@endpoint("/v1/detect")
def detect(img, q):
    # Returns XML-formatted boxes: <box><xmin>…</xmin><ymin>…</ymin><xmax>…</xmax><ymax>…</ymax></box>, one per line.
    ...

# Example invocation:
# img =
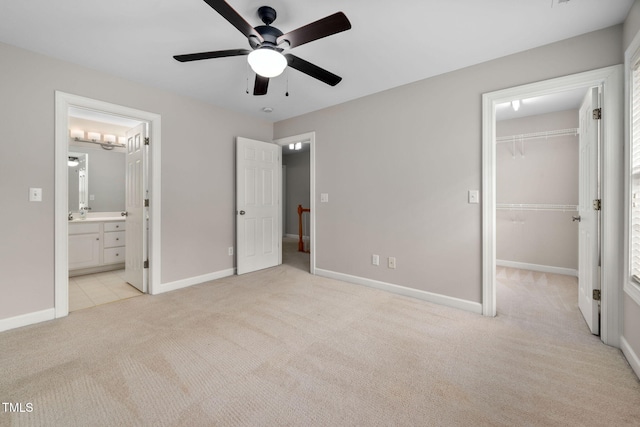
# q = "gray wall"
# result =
<box><xmin>274</xmin><ymin>26</ymin><xmax>623</xmax><ymax>303</ymax></box>
<box><xmin>283</xmin><ymin>151</ymin><xmax>311</xmax><ymax>236</ymax></box>
<box><xmin>496</xmin><ymin>110</ymin><xmax>579</xmax><ymax>270</ymax></box>
<box><xmin>623</xmin><ymin>0</ymin><xmax>640</xmax><ymax>375</ymax></box>
<box><xmin>0</xmin><ymin>41</ymin><xmax>272</xmax><ymax>320</ymax></box>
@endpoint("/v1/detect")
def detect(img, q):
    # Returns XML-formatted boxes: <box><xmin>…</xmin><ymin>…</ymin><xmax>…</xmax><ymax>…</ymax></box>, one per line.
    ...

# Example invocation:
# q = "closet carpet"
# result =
<box><xmin>1</xmin><ymin>260</ymin><xmax>639</xmax><ymax>426</ymax></box>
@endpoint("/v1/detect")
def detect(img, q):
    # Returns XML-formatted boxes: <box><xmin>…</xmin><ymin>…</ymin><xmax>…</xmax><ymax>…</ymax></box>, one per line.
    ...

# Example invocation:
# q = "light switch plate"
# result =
<box><xmin>29</xmin><ymin>188</ymin><xmax>42</xmax><ymax>202</ymax></box>
<box><xmin>468</xmin><ymin>190</ymin><xmax>479</xmax><ymax>204</ymax></box>
<box><xmin>320</xmin><ymin>193</ymin><xmax>329</xmax><ymax>203</ymax></box>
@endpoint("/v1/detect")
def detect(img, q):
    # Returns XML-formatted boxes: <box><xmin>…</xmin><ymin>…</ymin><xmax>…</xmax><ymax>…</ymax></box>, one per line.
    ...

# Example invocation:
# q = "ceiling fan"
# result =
<box><xmin>173</xmin><ymin>0</ymin><xmax>352</xmax><ymax>96</ymax></box>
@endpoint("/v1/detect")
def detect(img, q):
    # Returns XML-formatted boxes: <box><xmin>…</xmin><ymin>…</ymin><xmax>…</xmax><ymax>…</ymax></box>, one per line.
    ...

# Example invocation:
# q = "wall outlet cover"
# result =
<box><xmin>29</xmin><ymin>187</ymin><xmax>42</xmax><ymax>202</ymax></box>
<box><xmin>388</xmin><ymin>257</ymin><xmax>396</xmax><ymax>269</ymax></box>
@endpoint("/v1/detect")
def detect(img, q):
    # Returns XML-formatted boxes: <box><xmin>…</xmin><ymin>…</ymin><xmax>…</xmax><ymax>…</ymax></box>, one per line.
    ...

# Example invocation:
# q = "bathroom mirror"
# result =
<box><xmin>68</xmin><ymin>147</ymin><xmax>126</xmax><ymax>213</ymax></box>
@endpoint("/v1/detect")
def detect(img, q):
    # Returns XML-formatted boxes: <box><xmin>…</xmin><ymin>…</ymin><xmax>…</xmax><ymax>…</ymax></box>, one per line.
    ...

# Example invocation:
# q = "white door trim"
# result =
<box><xmin>273</xmin><ymin>132</ymin><xmax>316</xmax><ymax>274</ymax></box>
<box><xmin>54</xmin><ymin>91</ymin><xmax>162</xmax><ymax>318</ymax></box>
<box><xmin>481</xmin><ymin>65</ymin><xmax>623</xmax><ymax>347</ymax></box>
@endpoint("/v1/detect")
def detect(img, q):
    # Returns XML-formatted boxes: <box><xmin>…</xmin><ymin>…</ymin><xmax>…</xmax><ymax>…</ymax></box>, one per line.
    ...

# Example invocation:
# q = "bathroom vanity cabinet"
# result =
<box><xmin>69</xmin><ymin>220</ymin><xmax>126</xmax><ymax>276</ymax></box>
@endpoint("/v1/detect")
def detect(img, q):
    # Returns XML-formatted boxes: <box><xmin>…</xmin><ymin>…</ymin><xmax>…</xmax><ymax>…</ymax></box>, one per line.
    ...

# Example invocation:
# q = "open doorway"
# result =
<box><xmin>494</xmin><ymin>87</ymin><xmax>589</xmax><ymax>330</ymax></box>
<box><xmin>274</xmin><ymin>132</ymin><xmax>316</xmax><ymax>274</ymax></box>
<box><xmin>482</xmin><ymin>66</ymin><xmax>623</xmax><ymax>347</ymax></box>
<box><xmin>66</xmin><ymin>108</ymin><xmax>145</xmax><ymax>311</ymax></box>
<box><xmin>54</xmin><ymin>92</ymin><xmax>162</xmax><ymax>319</ymax></box>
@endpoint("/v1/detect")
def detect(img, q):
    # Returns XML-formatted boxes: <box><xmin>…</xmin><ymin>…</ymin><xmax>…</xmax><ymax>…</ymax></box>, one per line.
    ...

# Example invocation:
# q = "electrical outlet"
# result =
<box><xmin>228</xmin><ymin>247</ymin><xmax>234</xmax><ymax>256</ymax></box>
<box><xmin>388</xmin><ymin>257</ymin><xmax>396</xmax><ymax>269</ymax></box>
<box><xmin>372</xmin><ymin>254</ymin><xmax>379</xmax><ymax>266</ymax></box>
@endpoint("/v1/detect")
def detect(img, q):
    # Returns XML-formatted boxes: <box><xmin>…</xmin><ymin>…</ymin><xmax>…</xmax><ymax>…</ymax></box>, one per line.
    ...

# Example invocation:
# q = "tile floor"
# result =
<box><xmin>69</xmin><ymin>269</ymin><xmax>142</xmax><ymax>312</ymax></box>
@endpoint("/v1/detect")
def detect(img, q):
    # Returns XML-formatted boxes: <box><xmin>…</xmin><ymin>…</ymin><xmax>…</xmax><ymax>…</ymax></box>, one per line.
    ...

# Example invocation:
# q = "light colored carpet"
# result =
<box><xmin>1</xmin><ymin>258</ymin><xmax>639</xmax><ymax>426</ymax></box>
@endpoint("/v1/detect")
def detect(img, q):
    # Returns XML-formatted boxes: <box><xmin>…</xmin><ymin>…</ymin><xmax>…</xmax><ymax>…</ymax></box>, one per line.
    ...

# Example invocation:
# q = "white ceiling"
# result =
<box><xmin>0</xmin><ymin>0</ymin><xmax>634</xmax><ymax>122</ymax></box>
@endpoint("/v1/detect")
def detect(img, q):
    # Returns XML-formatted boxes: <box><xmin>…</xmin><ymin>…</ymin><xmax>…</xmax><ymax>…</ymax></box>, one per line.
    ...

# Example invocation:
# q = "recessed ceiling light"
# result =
<box><xmin>262</xmin><ymin>107</ymin><xmax>273</xmax><ymax>113</ymax></box>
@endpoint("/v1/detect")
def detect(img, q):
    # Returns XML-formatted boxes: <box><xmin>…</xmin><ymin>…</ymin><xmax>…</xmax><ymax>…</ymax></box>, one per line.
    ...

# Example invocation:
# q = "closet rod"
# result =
<box><xmin>497</xmin><ymin>203</ymin><xmax>578</xmax><ymax>212</ymax></box>
<box><xmin>496</xmin><ymin>128</ymin><xmax>578</xmax><ymax>144</ymax></box>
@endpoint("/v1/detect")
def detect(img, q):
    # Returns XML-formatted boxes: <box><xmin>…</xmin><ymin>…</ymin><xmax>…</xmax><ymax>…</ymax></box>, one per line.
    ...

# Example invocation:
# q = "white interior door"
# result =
<box><xmin>236</xmin><ymin>137</ymin><xmax>281</xmax><ymax>275</ymax></box>
<box><xmin>578</xmin><ymin>87</ymin><xmax>601</xmax><ymax>335</ymax></box>
<box><xmin>124</xmin><ymin>123</ymin><xmax>147</xmax><ymax>292</ymax></box>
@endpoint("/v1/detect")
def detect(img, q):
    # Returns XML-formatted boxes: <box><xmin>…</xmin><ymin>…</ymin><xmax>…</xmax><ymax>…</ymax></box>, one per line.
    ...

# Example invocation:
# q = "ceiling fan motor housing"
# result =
<box><xmin>250</xmin><ymin>25</ymin><xmax>284</xmax><ymax>50</ymax></box>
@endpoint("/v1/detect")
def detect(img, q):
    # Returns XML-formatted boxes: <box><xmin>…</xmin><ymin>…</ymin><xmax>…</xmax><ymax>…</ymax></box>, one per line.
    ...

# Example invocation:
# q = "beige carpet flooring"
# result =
<box><xmin>1</xmin><ymin>252</ymin><xmax>639</xmax><ymax>426</ymax></box>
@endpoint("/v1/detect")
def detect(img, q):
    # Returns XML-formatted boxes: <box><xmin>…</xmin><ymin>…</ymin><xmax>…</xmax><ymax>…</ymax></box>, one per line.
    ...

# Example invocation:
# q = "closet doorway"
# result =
<box><xmin>274</xmin><ymin>132</ymin><xmax>316</xmax><ymax>274</ymax></box>
<box><xmin>54</xmin><ymin>92</ymin><xmax>162</xmax><ymax>319</ymax></box>
<box><xmin>494</xmin><ymin>87</ymin><xmax>592</xmax><ymax>331</ymax></box>
<box><xmin>482</xmin><ymin>66</ymin><xmax>624</xmax><ymax>347</ymax></box>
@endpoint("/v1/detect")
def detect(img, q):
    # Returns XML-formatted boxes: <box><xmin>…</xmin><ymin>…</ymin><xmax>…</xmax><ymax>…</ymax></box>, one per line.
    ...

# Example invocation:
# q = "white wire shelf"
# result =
<box><xmin>496</xmin><ymin>128</ymin><xmax>579</xmax><ymax>143</ymax></box>
<box><xmin>497</xmin><ymin>203</ymin><xmax>578</xmax><ymax>212</ymax></box>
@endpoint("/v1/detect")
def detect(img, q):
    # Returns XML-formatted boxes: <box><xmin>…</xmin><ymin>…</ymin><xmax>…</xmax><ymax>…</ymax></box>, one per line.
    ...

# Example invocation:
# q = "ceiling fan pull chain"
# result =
<box><xmin>286</xmin><ymin>68</ymin><xmax>289</xmax><ymax>97</ymax></box>
<box><xmin>245</xmin><ymin>61</ymin><xmax>250</xmax><ymax>94</ymax></box>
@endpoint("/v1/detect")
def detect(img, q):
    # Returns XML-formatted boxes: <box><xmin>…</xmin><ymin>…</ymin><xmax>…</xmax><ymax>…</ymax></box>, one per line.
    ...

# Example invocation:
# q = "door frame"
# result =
<box><xmin>54</xmin><ymin>91</ymin><xmax>162</xmax><ymax>318</ymax></box>
<box><xmin>273</xmin><ymin>132</ymin><xmax>316</xmax><ymax>274</ymax></box>
<box><xmin>481</xmin><ymin>65</ymin><xmax>623</xmax><ymax>347</ymax></box>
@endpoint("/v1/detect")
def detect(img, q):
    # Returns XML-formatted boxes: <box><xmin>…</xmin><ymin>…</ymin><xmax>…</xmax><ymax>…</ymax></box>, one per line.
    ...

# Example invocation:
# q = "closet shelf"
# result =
<box><xmin>496</xmin><ymin>128</ymin><xmax>578</xmax><ymax>143</ymax></box>
<box><xmin>497</xmin><ymin>203</ymin><xmax>578</xmax><ymax>212</ymax></box>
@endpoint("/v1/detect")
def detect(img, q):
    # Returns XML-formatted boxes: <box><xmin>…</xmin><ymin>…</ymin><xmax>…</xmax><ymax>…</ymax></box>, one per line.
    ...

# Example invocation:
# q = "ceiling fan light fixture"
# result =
<box><xmin>248</xmin><ymin>48</ymin><xmax>287</xmax><ymax>78</ymax></box>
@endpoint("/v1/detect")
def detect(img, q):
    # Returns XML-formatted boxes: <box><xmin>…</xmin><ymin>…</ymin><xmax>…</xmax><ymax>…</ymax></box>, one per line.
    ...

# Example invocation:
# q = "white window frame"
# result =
<box><xmin>625</xmin><ymin>34</ymin><xmax>640</xmax><ymax>307</ymax></box>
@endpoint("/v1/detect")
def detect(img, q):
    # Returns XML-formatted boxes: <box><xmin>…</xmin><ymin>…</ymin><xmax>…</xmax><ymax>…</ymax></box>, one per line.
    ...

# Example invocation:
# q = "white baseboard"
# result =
<box><xmin>621</xmin><ymin>335</ymin><xmax>640</xmax><ymax>380</ymax></box>
<box><xmin>0</xmin><ymin>308</ymin><xmax>55</xmax><ymax>333</ymax></box>
<box><xmin>496</xmin><ymin>260</ymin><xmax>578</xmax><ymax>277</ymax></box>
<box><xmin>315</xmin><ymin>268</ymin><xmax>483</xmax><ymax>315</ymax></box>
<box><xmin>155</xmin><ymin>268</ymin><xmax>235</xmax><ymax>295</ymax></box>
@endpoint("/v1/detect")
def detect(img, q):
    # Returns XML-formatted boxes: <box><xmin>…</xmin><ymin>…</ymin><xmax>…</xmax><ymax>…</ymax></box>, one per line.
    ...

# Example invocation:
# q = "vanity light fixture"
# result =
<box><xmin>70</xmin><ymin>129</ymin><xmax>84</xmax><ymax>140</ymax></box>
<box><xmin>69</xmin><ymin>129</ymin><xmax>126</xmax><ymax>150</ymax></box>
<box><xmin>511</xmin><ymin>100</ymin><xmax>521</xmax><ymax>111</ymax></box>
<box><xmin>68</xmin><ymin>156</ymin><xmax>79</xmax><ymax>167</ymax></box>
<box><xmin>289</xmin><ymin>142</ymin><xmax>303</xmax><ymax>151</ymax></box>
<box><xmin>87</xmin><ymin>132</ymin><xmax>101</xmax><ymax>142</ymax></box>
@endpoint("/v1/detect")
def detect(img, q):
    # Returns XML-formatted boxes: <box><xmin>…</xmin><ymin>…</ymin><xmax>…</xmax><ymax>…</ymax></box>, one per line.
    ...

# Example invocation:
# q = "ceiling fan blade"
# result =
<box><xmin>285</xmin><ymin>54</ymin><xmax>342</xmax><ymax>86</ymax></box>
<box><xmin>173</xmin><ymin>49</ymin><xmax>250</xmax><ymax>62</ymax></box>
<box><xmin>277</xmin><ymin>12</ymin><xmax>351</xmax><ymax>49</ymax></box>
<box><xmin>202</xmin><ymin>0</ymin><xmax>264</xmax><ymax>42</ymax></box>
<box><xmin>253</xmin><ymin>75</ymin><xmax>269</xmax><ymax>95</ymax></box>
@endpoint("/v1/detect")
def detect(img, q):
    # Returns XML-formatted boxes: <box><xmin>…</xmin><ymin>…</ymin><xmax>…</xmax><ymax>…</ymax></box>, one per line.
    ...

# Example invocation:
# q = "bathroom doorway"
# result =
<box><xmin>54</xmin><ymin>92</ymin><xmax>162</xmax><ymax>319</ymax></box>
<box><xmin>66</xmin><ymin>109</ymin><xmax>145</xmax><ymax>311</ymax></box>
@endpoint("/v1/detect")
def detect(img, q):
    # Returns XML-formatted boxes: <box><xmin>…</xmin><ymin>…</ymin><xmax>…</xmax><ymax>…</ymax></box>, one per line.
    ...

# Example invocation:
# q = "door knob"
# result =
<box><xmin>239</xmin><ymin>210</ymin><xmax>246</xmax><ymax>215</ymax></box>
<box><xmin>572</xmin><ymin>215</ymin><xmax>581</xmax><ymax>222</ymax></box>
<box><xmin>121</xmin><ymin>211</ymin><xmax>128</xmax><ymax>217</ymax></box>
